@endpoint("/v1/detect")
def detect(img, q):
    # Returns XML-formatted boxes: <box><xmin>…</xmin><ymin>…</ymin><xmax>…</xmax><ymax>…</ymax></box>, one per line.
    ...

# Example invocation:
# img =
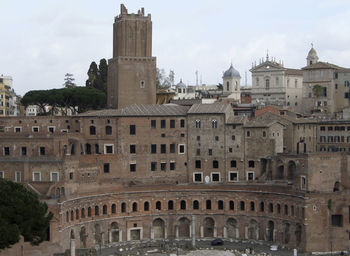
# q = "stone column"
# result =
<box><xmin>151</xmin><ymin>226</ymin><xmax>154</xmax><ymax>239</ymax></box>
<box><xmin>108</xmin><ymin>230</ymin><xmax>111</xmax><ymax>244</ymax></box>
<box><xmin>256</xmin><ymin>228</ymin><xmax>259</xmax><ymax>240</ymax></box>
<box><xmin>70</xmin><ymin>238</ymin><xmax>76</xmax><ymax>256</ymax></box>
<box><xmin>214</xmin><ymin>225</ymin><xmax>217</xmax><ymax>237</ymax></box>
<box><xmin>236</xmin><ymin>227</ymin><xmax>239</xmax><ymax>239</ymax></box>
<box><xmin>101</xmin><ymin>232</ymin><xmax>105</xmax><ymax>246</ymax></box>
<box><xmin>165</xmin><ymin>225</ymin><xmax>168</xmax><ymax>239</ymax></box>
<box><xmin>119</xmin><ymin>230</ymin><xmax>123</xmax><ymax>242</ymax></box>
<box><xmin>245</xmin><ymin>226</ymin><xmax>248</xmax><ymax>239</ymax></box>
<box><xmin>200</xmin><ymin>226</ymin><xmax>204</xmax><ymax>238</ymax></box>
<box><xmin>175</xmin><ymin>225</ymin><xmax>179</xmax><ymax>239</ymax></box>
<box><xmin>223</xmin><ymin>227</ymin><xmax>227</xmax><ymax>238</ymax></box>
<box><xmin>192</xmin><ymin>215</ymin><xmax>196</xmax><ymax>247</ymax></box>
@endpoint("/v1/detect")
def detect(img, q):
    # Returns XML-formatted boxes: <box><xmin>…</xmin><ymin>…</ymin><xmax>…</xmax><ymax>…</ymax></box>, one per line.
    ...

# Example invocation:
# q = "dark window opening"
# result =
<box><xmin>151</xmin><ymin>162</ymin><xmax>157</xmax><ymax>171</ymax></box>
<box><xmin>103</xmin><ymin>163</ymin><xmax>110</xmax><ymax>173</ymax></box>
<box><xmin>193</xmin><ymin>200</ymin><xmax>199</xmax><ymax>210</ymax></box>
<box><xmin>206</xmin><ymin>200</ymin><xmax>212</xmax><ymax>210</ymax></box>
<box><xmin>180</xmin><ymin>200</ymin><xmax>186</xmax><ymax>210</ymax></box>
<box><xmin>151</xmin><ymin>120</ymin><xmax>156</xmax><ymax>128</ymax></box>
<box><xmin>105</xmin><ymin>126</ymin><xmax>112</xmax><ymax>135</ymax></box>
<box><xmin>130</xmin><ymin>125</ymin><xmax>136</xmax><ymax>135</ymax></box>
<box><xmin>130</xmin><ymin>163</ymin><xmax>136</xmax><ymax>172</ymax></box>
<box><xmin>218</xmin><ymin>200</ymin><xmax>224</xmax><ymax>210</ymax></box>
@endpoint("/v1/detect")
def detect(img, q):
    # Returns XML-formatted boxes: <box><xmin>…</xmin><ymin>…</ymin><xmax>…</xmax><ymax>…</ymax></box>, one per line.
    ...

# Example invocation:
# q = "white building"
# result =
<box><xmin>250</xmin><ymin>54</ymin><xmax>303</xmax><ymax>111</ymax></box>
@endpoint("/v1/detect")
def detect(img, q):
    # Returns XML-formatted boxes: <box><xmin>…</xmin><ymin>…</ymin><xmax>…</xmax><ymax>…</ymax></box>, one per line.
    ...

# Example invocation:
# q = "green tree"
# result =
<box><xmin>21</xmin><ymin>87</ymin><xmax>106</xmax><ymax>115</ymax></box>
<box><xmin>0</xmin><ymin>179</ymin><xmax>53</xmax><ymax>250</ymax></box>
<box><xmin>86</xmin><ymin>59</ymin><xmax>108</xmax><ymax>95</ymax></box>
<box><xmin>63</xmin><ymin>73</ymin><xmax>76</xmax><ymax>88</ymax></box>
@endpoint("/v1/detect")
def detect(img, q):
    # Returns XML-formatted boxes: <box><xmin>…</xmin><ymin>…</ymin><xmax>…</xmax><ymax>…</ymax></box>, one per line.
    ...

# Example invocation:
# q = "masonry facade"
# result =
<box><xmin>1</xmin><ymin>103</ymin><xmax>350</xmax><ymax>255</ymax></box>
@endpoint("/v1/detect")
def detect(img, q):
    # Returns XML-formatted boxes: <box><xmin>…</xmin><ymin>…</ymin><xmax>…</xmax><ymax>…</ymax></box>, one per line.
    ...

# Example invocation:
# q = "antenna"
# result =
<box><xmin>195</xmin><ymin>70</ymin><xmax>198</xmax><ymax>86</ymax></box>
<box><xmin>200</xmin><ymin>74</ymin><xmax>202</xmax><ymax>85</ymax></box>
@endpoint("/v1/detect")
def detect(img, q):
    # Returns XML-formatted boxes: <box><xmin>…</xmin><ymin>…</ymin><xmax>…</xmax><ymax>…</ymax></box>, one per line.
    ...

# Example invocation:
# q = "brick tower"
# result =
<box><xmin>107</xmin><ymin>4</ymin><xmax>157</xmax><ymax>109</ymax></box>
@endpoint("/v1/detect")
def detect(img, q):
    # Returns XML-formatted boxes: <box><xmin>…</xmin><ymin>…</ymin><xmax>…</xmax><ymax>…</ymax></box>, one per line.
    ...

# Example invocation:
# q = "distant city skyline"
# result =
<box><xmin>1</xmin><ymin>0</ymin><xmax>350</xmax><ymax>96</ymax></box>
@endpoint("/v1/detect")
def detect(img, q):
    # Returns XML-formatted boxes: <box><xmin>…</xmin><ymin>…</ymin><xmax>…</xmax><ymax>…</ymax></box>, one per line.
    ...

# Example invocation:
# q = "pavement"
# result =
<box><xmin>92</xmin><ymin>239</ymin><xmax>340</xmax><ymax>256</ymax></box>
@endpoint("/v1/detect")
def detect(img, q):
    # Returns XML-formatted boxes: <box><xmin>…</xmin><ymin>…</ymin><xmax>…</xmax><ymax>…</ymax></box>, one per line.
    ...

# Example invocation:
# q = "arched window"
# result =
<box><xmin>193</xmin><ymin>200</ymin><xmax>199</xmax><ymax>210</ymax></box>
<box><xmin>266</xmin><ymin>79</ymin><xmax>270</xmax><ymax>89</ymax></box>
<box><xmin>88</xmin><ymin>207</ymin><xmax>91</xmax><ymax>217</ymax></box>
<box><xmin>132</xmin><ymin>202</ymin><xmax>138</xmax><ymax>212</ymax></box>
<box><xmin>121</xmin><ymin>202</ymin><xmax>126</xmax><ymax>213</ymax></box>
<box><xmin>71</xmin><ymin>210</ymin><xmax>74</xmax><ymax>221</ymax></box>
<box><xmin>195</xmin><ymin>120</ymin><xmax>201</xmax><ymax>128</ymax></box>
<box><xmin>89</xmin><ymin>126</ymin><xmax>96</xmax><ymax>135</ymax></box>
<box><xmin>212</xmin><ymin>120</ymin><xmax>217</xmax><ymax>128</ymax></box>
<box><xmin>263</xmin><ymin>131</ymin><xmax>266</xmax><ymax>137</ymax></box>
<box><xmin>213</xmin><ymin>160</ymin><xmax>219</xmax><ymax>168</ymax></box>
<box><xmin>260</xmin><ymin>202</ymin><xmax>265</xmax><ymax>212</ymax></box>
<box><xmin>103</xmin><ymin>205</ymin><xmax>107</xmax><ymax>215</ymax></box>
<box><xmin>229</xmin><ymin>200</ymin><xmax>234</xmax><ymax>210</ymax></box>
<box><xmin>85</xmin><ymin>144</ymin><xmax>91</xmax><ymax>154</ymax></box>
<box><xmin>250</xmin><ymin>201</ymin><xmax>255</xmax><ymax>211</ymax></box>
<box><xmin>66</xmin><ymin>211</ymin><xmax>69</xmax><ymax>222</ymax></box>
<box><xmin>285</xmin><ymin>205</ymin><xmax>289</xmax><ymax>215</ymax></box>
<box><xmin>144</xmin><ymin>201</ymin><xmax>149</xmax><ymax>211</ymax></box>
<box><xmin>111</xmin><ymin>204</ymin><xmax>116</xmax><ymax>214</ymax></box>
<box><xmin>105</xmin><ymin>126</ymin><xmax>112</xmax><ymax>135</ymax></box>
<box><xmin>95</xmin><ymin>206</ymin><xmax>99</xmax><ymax>216</ymax></box>
<box><xmin>81</xmin><ymin>208</ymin><xmax>85</xmax><ymax>218</ymax></box>
<box><xmin>76</xmin><ymin>209</ymin><xmax>79</xmax><ymax>220</ymax></box>
<box><xmin>168</xmin><ymin>200</ymin><xmax>173</xmax><ymax>210</ymax></box>
<box><xmin>218</xmin><ymin>200</ymin><xmax>224</xmax><ymax>210</ymax></box>
<box><xmin>180</xmin><ymin>200</ymin><xmax>186</xmax><ymax>210</ymax></box>
<box><xmin>156</xmin><ymin>201</ymin><xmax>161</xmax><ymax>210</ymax></box>
<box><xmin>269</xmin><ymin>203</ymin><xmax>273</xmax><ymax>213</ymax></box>
<box><xmin>206</xmin><ymin>200</ymin><xmax>212</xmax><ymax>210</ymax></box>
<box><xmin>226</xmin><ymin>81</ymin><xmax>230</xmax><ymax>91</ymax></box>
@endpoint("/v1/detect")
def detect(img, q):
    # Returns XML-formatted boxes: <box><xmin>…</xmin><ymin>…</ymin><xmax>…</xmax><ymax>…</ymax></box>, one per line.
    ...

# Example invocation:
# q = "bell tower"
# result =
<box><xmin>107</xmin><ymin>4</ymin><xmax>156</xmax><ymax>109</ymax></box>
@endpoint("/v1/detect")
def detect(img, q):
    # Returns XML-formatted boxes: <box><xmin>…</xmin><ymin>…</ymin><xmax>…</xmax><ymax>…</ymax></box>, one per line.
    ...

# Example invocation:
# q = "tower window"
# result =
<box><xmin>226</xmin><ymin>81</ymin><xmax>230</xmax><ymax>91</ymax></box>
<box><xmin>140</xmin><ymin>80</ymin><xmax>145</xmax><ymax>88</ymax></box>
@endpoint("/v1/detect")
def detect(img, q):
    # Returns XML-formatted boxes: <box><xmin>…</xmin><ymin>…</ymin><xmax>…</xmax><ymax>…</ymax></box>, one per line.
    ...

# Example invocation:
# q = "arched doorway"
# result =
<box><xmin>110</xmin><ymin>222</ymin><xmax>120</xmax><ymax>243</ymax></box>
<box><xmin>287</xmin><ymin>161</ymin><xmax>296</xmax><ymax>180</ymax></box>
<box><xmin>153</xmin><ymin>218</ymin><xmax>165</xmax><ymax>239</ymax></box>
<box><xmin>277</xmin><ymin>165</ymin><xmax>284</xmax><ymax>179</ymax></box>
<box><xmin>79</xmin><ymin>227</ymin><xmax>87</xmax><ymax>248</ymax></box>
<box><xmin>267</xmin><ymin>221</ymin><xmax>274</xmax><ymax>241</ymax></box>
<box><xmin>295</xmin><ymin>223</ymin><xmax>302</xmax><ymax>246</ymax></box>
<box><xmin>178</xmin><ymin>217</ymin><xmax>190</xmax><ymax>238</ymax></box>
<box><xmin>283</xmin><ymin>222</ymin><xmax>290</xmax><ymax>244</ymax></box>
<box><xmin>247</xmin><ymin>219</ymin><xmax>258</xmax><ymax>240</ymax></box>
<box><xmin>94</xmin><ymin>223</ymin><xmax>101</xmax><ymax>244</ymax></box>
<box><xmin>203</xmin><ymin>217</ymin><xmax>215</xmax><ymax>237</ymax></box>
<box><xmin>226</xmin><ymin>218</ymin><xmax>238</xmax><ymax>238</ymax></box>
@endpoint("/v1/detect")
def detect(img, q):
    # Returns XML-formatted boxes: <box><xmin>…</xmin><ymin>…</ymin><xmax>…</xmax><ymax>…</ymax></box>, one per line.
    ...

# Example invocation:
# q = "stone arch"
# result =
<box><xmin>79</xmin><ymin>226</ymin><xmax>87</xmax><ymax>248</ymax></box>
<box><xmin>110</xmin><ymin>222</ymin><xmax>120</xmax><ymax>243</ymax></box>
<box><xmin>267</xmin><ymin>220</ymin><xmax>274</xmax><ymax>241</ymax></box>
<box><xmin>226</xmin><ymin>218</ymin><xmax>238</xmax><ymax>238</ymax></box>
<box><xmin>203</xmin><ymin>217</ymin><xmax>215</xmax><ymax>237</ymax></box>
<box><xmin>247</xmin><ymin>219</ymin><xmax>258</xmax><ymax>240</ymax></box>
<box><xmin>153</xmin><ymin>218</ymin><xmax>165</xmax><ymax>239</ymax></box>
<box><xmin>287</xmin><ymin>161</ymin><xmax>296</xmax><ymax>180</ymax></box>
<box><xmin>178</xmin><ymin>217</ymin><xmax>190</xmax><ymax>238</ymax></box>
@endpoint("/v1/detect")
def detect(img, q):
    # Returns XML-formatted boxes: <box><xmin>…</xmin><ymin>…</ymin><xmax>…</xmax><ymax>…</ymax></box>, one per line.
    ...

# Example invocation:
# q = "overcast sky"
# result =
<box><xmin>1</xmin><ymin>0</ymin><xmax>350</xmax><ymax>96</ymax></box>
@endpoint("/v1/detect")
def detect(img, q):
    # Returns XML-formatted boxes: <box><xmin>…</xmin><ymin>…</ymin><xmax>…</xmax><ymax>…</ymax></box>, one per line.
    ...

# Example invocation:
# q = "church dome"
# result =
<box><xmin>223</xmin><ymin>64</ymin><xmax>241</xmax><ymax>78</ymax></box>
<box><xmin>307</xmin><ymin>47</ymin><xmax>318</xmax><ymax>58</ymax></box>
<box><xmin>176</xmin><ymin>79</ymin><xmax>186</xmax><ymax>88</ymax></box>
